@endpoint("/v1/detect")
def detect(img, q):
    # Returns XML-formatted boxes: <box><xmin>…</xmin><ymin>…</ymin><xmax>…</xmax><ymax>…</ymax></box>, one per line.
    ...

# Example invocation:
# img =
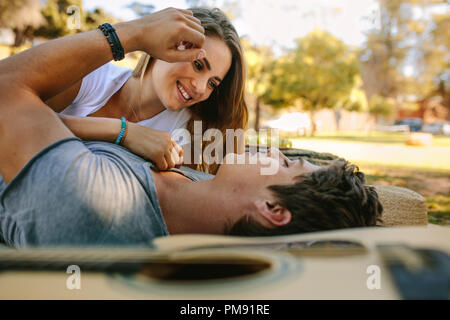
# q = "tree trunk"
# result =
<box><xmin>310</xmin><ymin>110</ymin><xmax>316</xmax><ymax>137</ymax></box>
<box><xmin>334</xmin><ymin>109</ymin><xmax>341</xmax><ymax>132</ymax></box>
<box><xmin>13</xmin><ymin>28</ymin><xmax>26</xmax><ymax>47</ymax></box>
<box><xmin>254</xmin><ymin>97</ymin><xmax>260</xmax><ymax>131</ymax></box>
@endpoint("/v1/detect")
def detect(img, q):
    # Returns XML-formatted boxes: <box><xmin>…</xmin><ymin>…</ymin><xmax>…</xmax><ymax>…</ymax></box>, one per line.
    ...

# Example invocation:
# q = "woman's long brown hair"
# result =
<box><xmin>132</xmin><ymin>8</ymin><xmax>248</xmax><ymax>174</ymax></box>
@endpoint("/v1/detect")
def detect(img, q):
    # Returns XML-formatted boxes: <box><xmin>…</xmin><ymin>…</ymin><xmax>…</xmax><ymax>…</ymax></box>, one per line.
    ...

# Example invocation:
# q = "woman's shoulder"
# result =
<box><xmin>61</xmin><ymin>63</ymin><xmax>132</xmax><ymax>116</ymax></box>
<box><xmin>91</xmin><ymin>62</ymin><xmax>133</xmax><ymax>84</ymax></box>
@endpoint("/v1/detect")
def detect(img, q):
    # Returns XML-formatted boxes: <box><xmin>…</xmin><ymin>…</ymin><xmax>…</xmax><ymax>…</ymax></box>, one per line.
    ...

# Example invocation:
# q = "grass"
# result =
<box><xmin>289</xmin><ymin>132</ymin><xmax>450</xmax><ymax>171</ymax></box>
<box><xmin>295</xmin><ymin>131</ymin><xmax>450</xmax><ymax>147</ymax></box>
<box><xmin>282</xmin><ymin>131</ymin><xmax>450</xmax><ymax>226</ymax></box>
<box><xmin>361</xmin><ymin>163</ymin><xmax>450</xmax><ymax>226</ymax></box>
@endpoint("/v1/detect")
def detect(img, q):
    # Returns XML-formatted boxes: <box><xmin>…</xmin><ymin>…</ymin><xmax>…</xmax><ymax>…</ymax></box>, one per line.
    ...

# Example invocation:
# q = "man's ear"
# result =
<box><xmin>253</xmin><ymin>200</ymin><xmax>292</xmax><ymax>227</ymax></box>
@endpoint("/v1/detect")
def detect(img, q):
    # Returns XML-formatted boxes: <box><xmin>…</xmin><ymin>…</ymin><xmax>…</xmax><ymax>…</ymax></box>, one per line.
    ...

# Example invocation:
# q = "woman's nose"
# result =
<box><xmin>190</xmin><ymin>77</ymin><xmax>208</xmax><ymax>96</ymax></box>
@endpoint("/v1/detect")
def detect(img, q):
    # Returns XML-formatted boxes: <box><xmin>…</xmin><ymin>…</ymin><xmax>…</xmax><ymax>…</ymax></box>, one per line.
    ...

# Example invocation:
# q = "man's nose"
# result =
<box><xmin>267</xmin><ymin>147</ymin><xmax>281</xmax><ymax>158</ymax></box>
<box><xmin>268</xmin><ymin>147</ymin><xmax>292</xmax><ymax>163</ymax></box>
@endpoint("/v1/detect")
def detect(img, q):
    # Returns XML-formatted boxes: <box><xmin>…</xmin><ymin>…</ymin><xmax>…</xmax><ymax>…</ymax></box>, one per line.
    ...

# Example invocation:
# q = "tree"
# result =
<box><xmin>368</xmin><ymin>94</ymin><xmax>396</xmax><ymax>122</ymax></box>
<box><xmin>420</xmin><ymin>9</ymin><xmax>450</xmax><ymax>117</ymax></box>
<box><xmin>360</xmin><ymin>0</ymin><xmax>411</xmax><ymax>100</ymax></box>
<box><xmin>33</xmin><ymin>0</ymin><xmax>82</xmax><ymax>38</ymax></box>
<box><xmin>360</xmin><ymin>0</ymin><xmax>449</xmax><ymax>117</ymax></box>
<box><xmin>243</xmin><ymin>39</ymin><xmax>276</xmax><ymax>131</ymax></box>
<box><xmin>34</xmin><ymin>0</ymin><xmax>121</xmax><ymax>39</ymax></box>
<box><xmin>263</xmin><ymin>30</ymin><xmax>361</xmax><ymax>135</ymax></box>
<box><xmin>0</xmin><ymin>0</ymin><xmax>46</xmax><ymax>48</ymax></box>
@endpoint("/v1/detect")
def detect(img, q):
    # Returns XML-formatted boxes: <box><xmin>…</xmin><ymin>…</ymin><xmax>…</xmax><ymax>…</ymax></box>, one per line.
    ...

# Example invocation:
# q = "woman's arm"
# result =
<box><xmin>59</xmin><ymin>115</ymin><xmax>183</xmax><ymax>170</ymax></box>
<box><xmin>0</xmin><ymin>27</ymin><xmax>132</xmax><ymax>102</ymax></box>
<box><xmin>0</xmin><ymin>8</ymin><xmax>206</xmax><ymax>102</ymax></box>
<box><xmin>0</xmin><ymin>8</ymin><xmax>206</xmax><ymax>183</ymax></box>
<box><xmin>45</xmin><ymin>81</ymin><xmax>82</xmax><ymax>113</ymax></box>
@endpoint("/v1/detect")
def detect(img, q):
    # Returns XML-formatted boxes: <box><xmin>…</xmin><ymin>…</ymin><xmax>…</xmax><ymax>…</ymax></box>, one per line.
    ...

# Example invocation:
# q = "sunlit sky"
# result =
<box><xmin>85</xmin><ymin>0</ymin><xmax>380</xmax><ymax>55</ymax></box>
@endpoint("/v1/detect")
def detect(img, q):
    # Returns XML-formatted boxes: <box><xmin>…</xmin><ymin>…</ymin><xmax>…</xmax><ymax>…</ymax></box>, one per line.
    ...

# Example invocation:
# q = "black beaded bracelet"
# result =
<box><xmin>98</xmin><ymin>23</ymin><xmax>124</xmax><ymax>61</ymax></box>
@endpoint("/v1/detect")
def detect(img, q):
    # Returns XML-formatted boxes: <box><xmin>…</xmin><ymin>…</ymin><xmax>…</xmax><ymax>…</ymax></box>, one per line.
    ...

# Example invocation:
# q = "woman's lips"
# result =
<box><xmin>176</xmin><ymin>81</ymin><xmax>192</xmax><ymax>103</ymax></box>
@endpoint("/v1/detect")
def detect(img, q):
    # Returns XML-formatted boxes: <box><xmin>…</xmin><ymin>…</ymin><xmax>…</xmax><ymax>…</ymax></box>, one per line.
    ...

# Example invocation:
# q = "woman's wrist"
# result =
<box><xmin>113</xmin><ymin>21</ymin><xmax>142</xmax><ymax>54</ymax></box>
<box><xmin>59</xmin><ymin>115</ymin><xmax>125</xmax><ymax>143</ymax></box>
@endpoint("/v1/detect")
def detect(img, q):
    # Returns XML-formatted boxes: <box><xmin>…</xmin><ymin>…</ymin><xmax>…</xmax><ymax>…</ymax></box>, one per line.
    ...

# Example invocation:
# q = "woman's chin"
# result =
<box><xmin>165</xmin><ymin>104</ymin><xmax>180</xmax><ymax>112</ymax></box>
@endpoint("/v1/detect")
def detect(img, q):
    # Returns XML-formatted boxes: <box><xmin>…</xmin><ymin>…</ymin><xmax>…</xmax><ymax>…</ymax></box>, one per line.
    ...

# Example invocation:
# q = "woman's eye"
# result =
<box><xmin>209</xmin><ymin>81</ymin><xmax>217</xmax><ymax>90</ymax></box>
<box><xmin>193</xmin><ymin>60</ymin><xmax>203</xmax><ymax>71</ymax></box>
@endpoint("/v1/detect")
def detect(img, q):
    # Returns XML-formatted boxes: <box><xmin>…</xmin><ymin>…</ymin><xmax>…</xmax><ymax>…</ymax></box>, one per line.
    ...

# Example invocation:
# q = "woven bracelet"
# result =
<box><xmin>98</xmin><ymin>23</ymin><xmax>125</xmax><ymax>61</ymax></box>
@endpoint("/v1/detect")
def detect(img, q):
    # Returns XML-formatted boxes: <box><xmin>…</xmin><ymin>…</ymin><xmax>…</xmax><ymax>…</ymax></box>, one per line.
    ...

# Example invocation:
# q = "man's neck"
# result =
<box><xmin>151</xmin><ymin>171</ymin><xmax>252</xmax><ymax>235</ymax></box>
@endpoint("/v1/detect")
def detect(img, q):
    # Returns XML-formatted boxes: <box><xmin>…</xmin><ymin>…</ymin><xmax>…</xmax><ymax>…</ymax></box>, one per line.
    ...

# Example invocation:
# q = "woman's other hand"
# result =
<box><xmin>123</xmin><ymin>123</ymin><xmax>183</xmax><ymax>170</ymax></box>
<box><xmin>133</xmin><ymin>7</ymin><xmax>207</xmax><ymax>63</ymax></box>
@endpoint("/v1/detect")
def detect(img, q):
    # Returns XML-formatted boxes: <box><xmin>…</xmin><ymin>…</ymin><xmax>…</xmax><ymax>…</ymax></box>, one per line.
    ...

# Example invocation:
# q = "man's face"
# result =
<box><xmin>216</xmin><ymin>148</ymin><xmax>322</xmax><ymax>198</ymax></box>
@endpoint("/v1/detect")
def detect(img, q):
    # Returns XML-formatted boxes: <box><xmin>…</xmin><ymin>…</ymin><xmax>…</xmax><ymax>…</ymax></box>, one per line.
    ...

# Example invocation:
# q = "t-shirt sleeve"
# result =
<box><xmin>61</xmin><ymin>63</ymin><xmax>132</xmax><ymax>117</ymax></box>
<box><xmin>71</xmin><ymin>63</ymin><xmax>110</xmax><ymax>106</ymax></box>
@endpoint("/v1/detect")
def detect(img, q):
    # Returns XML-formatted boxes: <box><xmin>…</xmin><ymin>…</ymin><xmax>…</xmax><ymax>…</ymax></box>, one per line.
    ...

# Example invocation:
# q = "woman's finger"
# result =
<box><xmin>156</xmin><ymin>157</ymin><xmax>169</xmax><ymax>171</ymax></box>
<box><xmin>171</xmin><ymin>139</ymin><xmax>182</xmax><ymax>153</ymax></box>
<box><xmin>170</xmin><ymin>147</ymin><xmax>180</xmax><ymax>165</ymax></box>
<box><xmin>183</xmin><ymin>15</ymin><xmax>205</xmax><ymax>34</ymax></box>
<box><xmin>165</xmin><ymin>149</ymin><xmax>176</xmax><ymax>169</ymax></box>
<box><xmin>174</xmin><ymin>28</ymin><xmax>205</xmax><ymax>53</ymax></box>
<box><xmin>184</xmin><ymin>14</ymin><xmax>202</xmax><ymax>27</ymax></box>
<box><xmin>177</xmin><ymin>8</ymin><xmax>194</xmax><ymax>16</ymax></box>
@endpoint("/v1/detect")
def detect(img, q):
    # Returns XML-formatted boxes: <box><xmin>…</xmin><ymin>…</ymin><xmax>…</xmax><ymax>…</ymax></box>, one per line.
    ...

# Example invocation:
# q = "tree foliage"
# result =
<box><xmin>33</xmin><ymin>0</ymin><xmax>121</xmax><ymax>39</ymax></box>
<box><xmin>361</xmin><ymin>0</ymin><xmax>449</xmax><ymax>114</ymax></box>
<box><xmin>262</xmin><ymin>30</ymin><xmax>361</xmax><ymax>122</ymax></box>
<box><xmin>243</xmin><ymin>38</ymin><xmax>276</xmax><ymax>130</ymax></box>
<box><xmin>0</xmin><ymin>0</ymin><xmax>46</xmax><ymax>47</ymax></box>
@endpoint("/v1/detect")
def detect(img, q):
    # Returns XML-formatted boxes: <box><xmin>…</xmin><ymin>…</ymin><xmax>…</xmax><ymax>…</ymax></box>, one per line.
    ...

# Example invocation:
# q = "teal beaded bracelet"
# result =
<box><xmin>114</xmin><ymin>117</ymin><xmax>127</xmax><ymax>145</ymax></box>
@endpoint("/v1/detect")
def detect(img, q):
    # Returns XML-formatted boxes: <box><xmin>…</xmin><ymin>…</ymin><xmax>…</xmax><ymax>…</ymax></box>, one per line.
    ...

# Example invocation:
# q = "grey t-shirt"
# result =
<box><xmin>0</xmin><ymin>138</ymin><xmax>213</xmax><ymax>247</ymax></box>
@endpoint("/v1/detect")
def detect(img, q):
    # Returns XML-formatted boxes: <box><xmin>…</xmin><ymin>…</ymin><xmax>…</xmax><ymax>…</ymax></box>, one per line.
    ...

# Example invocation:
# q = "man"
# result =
<box><xmin>0</xmin><ymin>9</ymin><xmax>382</xmax><ymax>247</ymax></box>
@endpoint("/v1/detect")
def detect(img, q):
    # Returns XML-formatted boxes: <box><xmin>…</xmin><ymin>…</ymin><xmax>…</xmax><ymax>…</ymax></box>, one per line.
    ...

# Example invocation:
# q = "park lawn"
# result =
<box><xmin>289</xmin><ymin>132</ymin><xmax>450</xmax><ymax>171</ymax></box>
<box><xmin>362</xmin><ymin>163</ymin><xmax>450</xmax><ymax>226</ymax></box>
<box><xmin>295</xmin><ymin>131</ymin><xmax>450</xmax><ymax>147</ymax></box>
<box><xmin>284</xmin><ymin>132</ymin><xmax>450</xmax><ymax>226</ymax></box>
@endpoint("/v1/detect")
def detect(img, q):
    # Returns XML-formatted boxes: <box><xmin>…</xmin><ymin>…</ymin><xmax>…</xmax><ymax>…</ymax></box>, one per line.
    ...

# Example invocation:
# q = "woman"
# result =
<box><xmin>46</xmin><ymin>7</ymin><xmax>248</xmax><ymax>173</ymax></box>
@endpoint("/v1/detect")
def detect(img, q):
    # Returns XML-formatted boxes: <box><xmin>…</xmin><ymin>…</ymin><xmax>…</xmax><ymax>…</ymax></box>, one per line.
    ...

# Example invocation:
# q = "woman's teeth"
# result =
<box><xmin>177</xmin><ymin>82</ymin><xmax>192</xmax><ymax>100</ymax></box>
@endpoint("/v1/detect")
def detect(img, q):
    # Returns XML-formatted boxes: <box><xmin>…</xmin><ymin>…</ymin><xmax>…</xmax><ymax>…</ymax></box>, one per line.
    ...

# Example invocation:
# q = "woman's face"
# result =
<box><xmin>149</xmin><ymin>36</ymin><xmax>232</xmax><ymax>111</ymax></box>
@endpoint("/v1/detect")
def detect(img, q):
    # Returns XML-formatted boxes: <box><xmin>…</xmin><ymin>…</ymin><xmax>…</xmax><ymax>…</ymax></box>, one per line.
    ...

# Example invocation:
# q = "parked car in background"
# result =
<box><xmin>394</xmin><ymin>118</ymin><xmax>423</xmax><ymax>132</ymax></box>
<box><xmin>422</xmin><ymin>121</ymin><xmax>450</xmax><ymax>136</ymax></box>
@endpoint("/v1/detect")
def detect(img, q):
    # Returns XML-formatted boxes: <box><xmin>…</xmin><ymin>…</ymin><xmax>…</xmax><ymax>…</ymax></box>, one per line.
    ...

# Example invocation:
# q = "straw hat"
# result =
<box><xmin>371</xmin><ymin>185</ymin><xmax>428</xmax><ymax>226</ymax></box>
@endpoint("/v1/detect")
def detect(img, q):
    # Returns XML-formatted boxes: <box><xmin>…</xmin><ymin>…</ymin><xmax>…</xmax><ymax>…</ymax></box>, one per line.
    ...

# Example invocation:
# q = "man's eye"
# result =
<box><xmin>284</xmin><ymin>159</ymin><xmax>289</xmax><ymax>167</ymax></box>
<box><xmin>193</xmin><ymin>60</ymin><xmax>203</xmax><ymax>71</ymax></box>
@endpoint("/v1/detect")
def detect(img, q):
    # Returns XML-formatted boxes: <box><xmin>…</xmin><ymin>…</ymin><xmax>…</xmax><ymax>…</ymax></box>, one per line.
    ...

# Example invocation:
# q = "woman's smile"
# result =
<box><xmin>176</xmin><ymin>81</ymin><xmax>193</xmax><ymax>103</ymax></box>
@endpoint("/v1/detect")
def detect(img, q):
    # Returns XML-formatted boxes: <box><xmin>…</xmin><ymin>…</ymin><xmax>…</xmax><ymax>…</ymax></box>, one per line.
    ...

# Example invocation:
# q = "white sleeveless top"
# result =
<box><xmin>60</xmin><ymin>62</ymin><xmax>192</xmax><ymax>137</ymax></box>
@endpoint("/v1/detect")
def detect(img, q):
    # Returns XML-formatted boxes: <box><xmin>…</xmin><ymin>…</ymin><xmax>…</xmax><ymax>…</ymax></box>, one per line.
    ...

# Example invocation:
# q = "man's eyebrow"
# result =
<box><xmin>202</xmin><ymin>58</ymin><xmax>222</xmax><ymax>82</ymax></box>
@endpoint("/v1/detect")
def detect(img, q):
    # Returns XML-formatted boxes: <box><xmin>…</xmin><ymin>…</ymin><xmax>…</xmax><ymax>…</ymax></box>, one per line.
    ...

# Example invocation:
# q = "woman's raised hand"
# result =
<box><xmin>123</xmin><ymin>123</ymin><xmax>183</xmax><ymax>170</ymax></box>
<box><xmin>133</xmin><ymin>7</ymin><xmax>207</xmax><ymax>63</ymax></box>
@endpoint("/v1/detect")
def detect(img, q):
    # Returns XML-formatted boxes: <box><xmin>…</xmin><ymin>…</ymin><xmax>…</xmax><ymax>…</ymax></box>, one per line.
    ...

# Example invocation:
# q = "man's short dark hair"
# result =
<box><xmin>226</xmin><ymin>159</ymin><xmax>383</xmax><ymax>236</ymax></box>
